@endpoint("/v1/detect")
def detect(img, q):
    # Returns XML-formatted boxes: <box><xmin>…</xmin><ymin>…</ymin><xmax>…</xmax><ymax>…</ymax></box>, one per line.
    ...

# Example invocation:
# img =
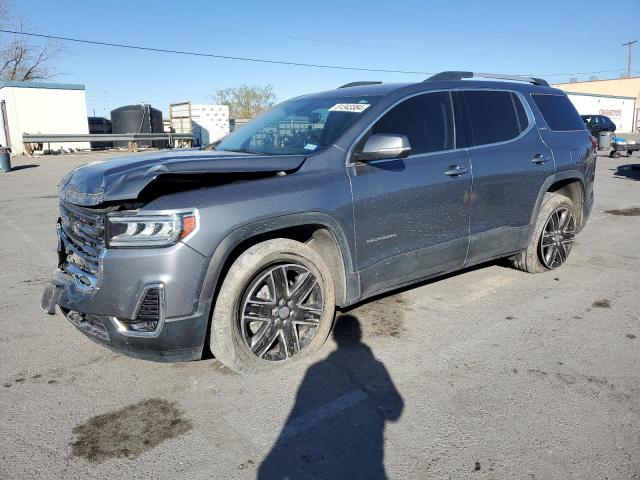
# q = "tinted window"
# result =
<box><xmin>370</xmin><ymin>91</ymin><xmax>454</xmax><ymax>155</ymax></box>
<box><xmin>511</xmin><ymin>92</ymin><xmax>529</xmax><ymax>132</ymax></box>
<box><xmin>462</xmin><ymin>91</ymin><xmax>521</xmax><ymax>145</ymax></box>
<box><xmin>531</xmin><ymin>94</ymin><xmax>585</xmax><ymax>131</ymax></box>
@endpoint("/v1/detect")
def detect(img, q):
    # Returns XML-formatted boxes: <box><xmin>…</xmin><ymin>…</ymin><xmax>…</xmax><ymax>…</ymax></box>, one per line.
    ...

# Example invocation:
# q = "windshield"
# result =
<box><xmin>216</xmin><ymin>95</ymin><xmax>379</xmax><ymax>155</ymax></box>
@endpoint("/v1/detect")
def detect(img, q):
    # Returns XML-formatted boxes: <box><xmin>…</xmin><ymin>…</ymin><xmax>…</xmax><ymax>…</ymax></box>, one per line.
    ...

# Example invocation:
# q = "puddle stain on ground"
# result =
<box><xmin>345</xmin><ymin>295</ymin><xmax>406</xmax><ymax>337</ymax></box>
<box><xmin>592</xmin><ymin>299</ymin><xmax>611</xmax><ymax>308</ymax></box>
<box><xmin>71</xmin><ymin>398</ymin><xmax>192</xmax><ymax>463</ymax></box>
<box><xmin>210</xmin><ymin>361</ymin><xmax>237</xmax><ymax>375</ymax></box>
<box><xmin>171</xmin><ymin>359</ymin><xmax>237</xmax><ymax>375</ymax></box>
<box><xmin>605</xmin><ymin>207</ymin><xmax>640</xmax><ymax>216</ymax></box>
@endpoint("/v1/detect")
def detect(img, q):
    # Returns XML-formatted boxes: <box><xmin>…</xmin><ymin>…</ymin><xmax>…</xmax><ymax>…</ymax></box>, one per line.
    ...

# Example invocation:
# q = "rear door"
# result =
<box><xmin>348</xmin><ymin>91</ymin><xmax>472</xmax><ymax>296</ymax></box>
<box><xmin>460</xmin><ymin>89</ymin><xmax>554</xmax><ymax>264</ymax></box>
<box><xmin>530</xmin><ymin>93</ymin><xmax>594</xmax><ymax>218</ymax></box>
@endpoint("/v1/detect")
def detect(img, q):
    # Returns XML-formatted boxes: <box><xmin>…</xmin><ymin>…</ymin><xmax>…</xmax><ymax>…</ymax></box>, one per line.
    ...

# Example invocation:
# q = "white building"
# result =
<box><xmin>566</xmin><ymin>92</ymin><xmax>636</xmax><ymax>133</ymax></box>
<box><xmin>0</xmin><ymin>80</ymin><xmax>90</xmax><ymax>154</ymax></box>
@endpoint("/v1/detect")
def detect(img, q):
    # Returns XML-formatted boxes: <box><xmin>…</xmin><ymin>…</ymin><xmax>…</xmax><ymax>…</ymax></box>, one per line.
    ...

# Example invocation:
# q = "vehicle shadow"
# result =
<box><xmin>258</xmin><ymin>314</ymin><xmax>404</xmax><ymax>480</ymax></box>
<box><xmin>612</xmin><ymin>164</ymin><xmax>640</xmax><ymax>181</ymax></box>
<box><xmin>6</xmin><ymin>164</ymin><xmax>39</xmax><ymax>172</ymax></box>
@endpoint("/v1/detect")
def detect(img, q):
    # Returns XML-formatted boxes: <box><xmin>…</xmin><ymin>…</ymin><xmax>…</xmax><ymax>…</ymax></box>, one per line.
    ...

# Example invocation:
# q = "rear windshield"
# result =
<box><xmin>531</xmin><ymin>94</ymin><xmax>585</xmax><ymax>132</ymax></box>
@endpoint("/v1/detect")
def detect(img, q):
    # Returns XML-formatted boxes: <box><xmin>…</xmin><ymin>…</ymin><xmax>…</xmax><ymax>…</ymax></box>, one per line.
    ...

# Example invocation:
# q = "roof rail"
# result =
<box><xmin>338</xmin><ymin>81</ymin><xmax>383</xmax><ymax>88</ymax></box>
<box><xmin>426</xmin><ymin>71</ymin><xmax>549</xmax><ymax>87</ymax></box>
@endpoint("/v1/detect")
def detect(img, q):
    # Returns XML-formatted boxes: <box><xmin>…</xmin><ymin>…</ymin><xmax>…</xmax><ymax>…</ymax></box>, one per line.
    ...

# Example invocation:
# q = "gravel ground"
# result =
<box><xmin>0</xmin><ymin>150</ymin><xmax>638</xmax><ymax>479</ymax></box>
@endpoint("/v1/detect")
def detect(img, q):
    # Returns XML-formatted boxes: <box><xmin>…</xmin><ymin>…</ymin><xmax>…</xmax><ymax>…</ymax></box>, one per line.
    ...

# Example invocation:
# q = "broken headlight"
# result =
<box><xmin>106</xmin><ymin>210</ymin><xmax>197</xmax><ymax>248</ymax></box>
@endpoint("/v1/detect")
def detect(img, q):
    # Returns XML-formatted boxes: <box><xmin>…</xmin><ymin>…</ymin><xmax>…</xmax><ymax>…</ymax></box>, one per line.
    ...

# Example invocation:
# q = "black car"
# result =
<box><xmin>581</xmin><ymin>114</ymin><xmax>616</xmax><ymax>135</ymax></box>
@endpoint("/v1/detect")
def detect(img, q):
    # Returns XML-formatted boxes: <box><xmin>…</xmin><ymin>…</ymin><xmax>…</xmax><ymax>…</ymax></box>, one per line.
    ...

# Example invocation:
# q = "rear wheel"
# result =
<box><xmin>510</xmin><ymin>192</ymin><xmax>578</xmax><ymax>273</ymax></box>
<box><xmin>210</xmin><ymin>239</ymin><xmax>335</xmax><ymax>372</ymax></box>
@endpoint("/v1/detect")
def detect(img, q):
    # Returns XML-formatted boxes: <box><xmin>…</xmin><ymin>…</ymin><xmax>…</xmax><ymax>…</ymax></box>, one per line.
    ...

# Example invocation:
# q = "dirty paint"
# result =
<box><xmin>71</xmin><ymin>398</ymin><xmax>192</xmax><ymax>463</ymax></box>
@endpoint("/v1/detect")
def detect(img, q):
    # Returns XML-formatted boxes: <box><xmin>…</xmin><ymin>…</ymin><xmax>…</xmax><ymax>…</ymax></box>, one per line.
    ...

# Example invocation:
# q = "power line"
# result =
<box><xmin>527</xmin><ymin>68</ymin><xmax>627</xmax><ymax>77</ymax></box>
<box><xmin>113</xmin><ymin>17</ymin><xmax>592</xmax><ymax>63</ymax></box>
<box><xmin>0</xmin><ymin>29</ymin><xmax>627</xmax><ymax>80</ymax></box>
<box><xmin>0</xmin><ymin>29</ymin><xmax>433</xmax><ymax>75</ymax></box>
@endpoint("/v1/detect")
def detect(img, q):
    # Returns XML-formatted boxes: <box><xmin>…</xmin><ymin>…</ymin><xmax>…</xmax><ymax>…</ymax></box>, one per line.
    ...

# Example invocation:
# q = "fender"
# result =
<box><xmin>530</xmin><ymin>170</ymin><xmax>586</xmax><ymax>227</ymax></box>
<box><xmin>196</xmin><ymin>212</ymin><xmax>360</xmax><ymax>311</ymax></box>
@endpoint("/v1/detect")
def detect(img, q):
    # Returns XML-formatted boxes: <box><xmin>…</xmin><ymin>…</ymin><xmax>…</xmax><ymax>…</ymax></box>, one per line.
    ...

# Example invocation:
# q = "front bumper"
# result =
<box><xmin>41</xmin><ymin>240</ymin><xmax>212</xmax><ymax>362</ymax></box>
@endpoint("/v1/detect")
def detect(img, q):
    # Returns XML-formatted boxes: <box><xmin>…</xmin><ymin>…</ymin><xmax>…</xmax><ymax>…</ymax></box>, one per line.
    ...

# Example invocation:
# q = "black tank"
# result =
<box><xmin>110</xmin><ymin>104</ymin><xmax>166</xmax><ymax>148</ymax></box>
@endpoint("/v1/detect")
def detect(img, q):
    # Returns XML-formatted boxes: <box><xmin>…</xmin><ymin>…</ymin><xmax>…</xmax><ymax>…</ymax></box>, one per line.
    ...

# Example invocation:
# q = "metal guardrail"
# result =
<box><xmin>22</xmin><ymin>132</ymin><xmax>194</xmax><ymax>153</ymax></box>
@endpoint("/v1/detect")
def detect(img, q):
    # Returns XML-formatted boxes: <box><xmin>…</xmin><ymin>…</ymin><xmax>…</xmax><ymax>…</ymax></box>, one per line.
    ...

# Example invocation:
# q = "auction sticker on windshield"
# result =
<box><xmin>328</xmin><ymin>103</ymin><xmax>371</xmax><ymax>113</ymax></box>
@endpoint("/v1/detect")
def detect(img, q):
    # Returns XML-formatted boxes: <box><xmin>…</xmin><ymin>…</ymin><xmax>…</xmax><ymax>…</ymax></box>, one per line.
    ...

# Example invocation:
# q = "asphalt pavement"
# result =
<box><xmin>0</xmin><ymin>150</ymin><xmax>638</xmax><ymax>479</ymax></box>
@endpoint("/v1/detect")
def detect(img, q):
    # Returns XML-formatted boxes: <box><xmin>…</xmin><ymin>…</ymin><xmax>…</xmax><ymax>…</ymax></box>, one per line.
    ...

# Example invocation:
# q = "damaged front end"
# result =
<box><xmin>41</xmin><ymin>200</ymin><xmax>109</xmax><ymax>315</ymax></box>
<box><xmin>40</xmin><ymin>197</ymin><xmax>210</xmax><ymax>361</ymax></box>
<box><xmin>42</xmin><ymin>150</ymin><xmax>306</xmax><ymax>361</ymax></box>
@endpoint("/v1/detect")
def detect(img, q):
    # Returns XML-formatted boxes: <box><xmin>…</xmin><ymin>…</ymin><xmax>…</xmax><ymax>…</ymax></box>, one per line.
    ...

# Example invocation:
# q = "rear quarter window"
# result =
<box><xmin>462</xmin><ymin>90</ymin><xmax>522</xmax><ymax>146</ymax></box>
<box><xmin>531</xmin><ymin>94</ymin><xmax>585</xmax><ymax>132</ymax></box>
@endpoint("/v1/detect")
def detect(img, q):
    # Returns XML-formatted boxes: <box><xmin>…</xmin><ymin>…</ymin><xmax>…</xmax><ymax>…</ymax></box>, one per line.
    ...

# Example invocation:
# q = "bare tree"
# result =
<box><xmin>213</xmin><ymin>84</ymin><xmax>276</xmax><ymax>119</ymax></box>
<box><xmin>0</xmin><ymin>1</ymin><xmax>63</xmax><ymax>81</ymax></box>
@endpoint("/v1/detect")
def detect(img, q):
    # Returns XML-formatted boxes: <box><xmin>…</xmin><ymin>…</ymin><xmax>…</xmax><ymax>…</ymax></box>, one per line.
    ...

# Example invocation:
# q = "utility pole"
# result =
<box><xmin>622</xmin><ymin>40</ymin><xmax>637</xmax><ymax>78</ymax></box>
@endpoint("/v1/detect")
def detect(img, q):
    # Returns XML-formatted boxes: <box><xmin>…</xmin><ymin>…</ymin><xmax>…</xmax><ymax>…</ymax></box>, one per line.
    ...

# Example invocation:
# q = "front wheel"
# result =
<box><xmin>510</xmin><ymin>192</ymin><xmax>578</xmax><ymax>273</ymax></box>
<box><xmin>210</xmin><ymin>239</ymin><xmax>336</xmax><ymax>372</ymax></box>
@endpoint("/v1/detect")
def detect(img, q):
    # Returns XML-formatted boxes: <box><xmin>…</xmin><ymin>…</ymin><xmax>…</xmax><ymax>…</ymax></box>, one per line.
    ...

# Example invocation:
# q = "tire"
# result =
<box><xmin>210</xmin><ymin>239</ymin><xmax>336</xmax><ymax>372</ymax></box>
<box><xmin>510</xmin><ymin>192</ymin><xmax>578</xmax><ymax>273</ymax></box>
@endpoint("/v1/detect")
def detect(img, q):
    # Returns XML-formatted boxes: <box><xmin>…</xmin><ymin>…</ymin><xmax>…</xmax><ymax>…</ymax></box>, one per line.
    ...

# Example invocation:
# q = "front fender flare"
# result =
<box><xmin>197</xmin><ymin>212</ymin><xmax>359</xmax><ymax>311</ymax></box>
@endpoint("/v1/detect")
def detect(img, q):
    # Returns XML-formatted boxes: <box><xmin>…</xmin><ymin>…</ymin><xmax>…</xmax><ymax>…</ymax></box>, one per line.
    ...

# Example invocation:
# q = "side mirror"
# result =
<box><xmin>357</xmin><ymin>134</ymin><xmax>411</xmax><ymax>162</ymax></box>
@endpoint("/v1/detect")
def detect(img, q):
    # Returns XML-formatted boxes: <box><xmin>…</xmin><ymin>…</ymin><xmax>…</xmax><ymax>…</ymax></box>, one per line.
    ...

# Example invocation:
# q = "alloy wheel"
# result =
<box><xmin>239</xmin><ymin>263</ymin><xmax>324</xmax><ymax>361</ymax></box>
<box><xmin>539</xmin><ymin>207</ymin><xmax>576</xmax><ymax>269</ymax></box>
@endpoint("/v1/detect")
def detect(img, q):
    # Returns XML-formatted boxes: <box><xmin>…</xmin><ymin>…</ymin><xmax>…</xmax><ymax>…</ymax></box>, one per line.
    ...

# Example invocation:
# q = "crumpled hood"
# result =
<box><xmin>59</xmin><ymin>150</ymin><xmax>306</xmax><ymax>206</ymax></box>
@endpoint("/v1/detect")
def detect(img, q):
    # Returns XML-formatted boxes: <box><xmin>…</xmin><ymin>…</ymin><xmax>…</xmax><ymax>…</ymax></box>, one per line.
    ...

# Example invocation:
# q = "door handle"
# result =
<box><xmin>532</xmin><ymin>153</ymin><xmax>551</xmax><ymax>164</ymax></box>
<box><xmin>444</xmin><ymin>166</ymin><xmax>468</xmax><ymax>176</ymax></box>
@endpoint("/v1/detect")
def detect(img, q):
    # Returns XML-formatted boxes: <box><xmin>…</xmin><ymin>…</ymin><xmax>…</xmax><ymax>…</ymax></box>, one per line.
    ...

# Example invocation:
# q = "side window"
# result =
<box><xmin>531</xmin><ymin>94</ymin><xmax>585</xmax><ymax>132</ymax></box>
<box><xmin>511</xmin><ymin>92</ymin><xmax>529</xmax><ymax>132</ymax></box>
<box><xmin>462</xmin><ymin>90</ymin><xmax>521</xmax><ymax>146</ymax></box>
<box><xmin>368</xmin><ymin>91</ymin><xmax>454</xmax><ymax>155</ymax></box>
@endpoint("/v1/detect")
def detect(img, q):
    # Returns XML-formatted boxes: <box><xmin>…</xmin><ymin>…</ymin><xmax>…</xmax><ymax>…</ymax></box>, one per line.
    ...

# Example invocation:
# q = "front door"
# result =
<box><xmin>347</xmin><ymin>91</ymin><xmax>472</xmax><ymax>296</ymax></box>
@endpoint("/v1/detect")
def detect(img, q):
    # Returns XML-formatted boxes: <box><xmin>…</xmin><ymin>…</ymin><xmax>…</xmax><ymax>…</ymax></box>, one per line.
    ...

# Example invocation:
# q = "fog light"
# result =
<box><xmin>112</xmin><ymin>287</ymin><xmax>164</xmax><ymax>336</ymax></box>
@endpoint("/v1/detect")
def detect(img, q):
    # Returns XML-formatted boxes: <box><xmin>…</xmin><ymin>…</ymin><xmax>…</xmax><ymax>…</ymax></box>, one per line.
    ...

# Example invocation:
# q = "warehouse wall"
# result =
<box><xmin>567</xmin><ymin>93</ymin><xmax>636</xmax><ymax>133</ymax></box>
<box><xmin>554</xmin><ymin>77</ymin><xmax>640</xmax><ymax>132</ymax></box>
<box><xmin>0</xmin><ymin>83</ymin><xmax>90</xmax><ymax>154</ymax></box>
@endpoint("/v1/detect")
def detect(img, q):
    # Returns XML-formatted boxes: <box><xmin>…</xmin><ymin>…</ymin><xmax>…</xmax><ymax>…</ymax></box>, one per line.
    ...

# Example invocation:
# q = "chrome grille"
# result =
<box><xmin>59</xmin><ymin>201</ymin><xmax>105</xmax><ymax>288</ymax></box>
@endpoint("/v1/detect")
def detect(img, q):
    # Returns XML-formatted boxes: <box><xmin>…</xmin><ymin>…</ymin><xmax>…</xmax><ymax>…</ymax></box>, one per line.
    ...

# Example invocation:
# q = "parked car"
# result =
<box><xmin>581</xmin><ymin>114</ymin><xmax>616</xmax><ymax>135</ymax></box>
<box><xmin>41</xmin><ymin>71</ymin><xmax>595</xmax><ymax>372</ymax></box>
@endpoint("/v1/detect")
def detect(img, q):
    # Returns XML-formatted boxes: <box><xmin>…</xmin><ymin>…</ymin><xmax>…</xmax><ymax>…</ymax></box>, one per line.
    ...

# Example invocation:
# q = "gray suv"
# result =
<box><xmin>41</xmin><ymin>71</ymin><xmax>595</xmax><ymax>372</ymax></box>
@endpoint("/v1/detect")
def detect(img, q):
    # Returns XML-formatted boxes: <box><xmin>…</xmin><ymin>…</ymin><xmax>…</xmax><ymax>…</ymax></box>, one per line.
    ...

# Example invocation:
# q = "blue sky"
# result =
<box><xmin>10</xmin><ymin>0</ymin><xmax>640</xmax><ymax>118</ymax></box>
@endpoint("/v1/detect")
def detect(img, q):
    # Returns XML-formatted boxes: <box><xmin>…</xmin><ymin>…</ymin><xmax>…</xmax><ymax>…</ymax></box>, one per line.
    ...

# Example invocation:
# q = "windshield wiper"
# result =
<box><xmin>220</xmin><ymin>148</ymin><xmax>267</xmax><ymax>156</ymax></box>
